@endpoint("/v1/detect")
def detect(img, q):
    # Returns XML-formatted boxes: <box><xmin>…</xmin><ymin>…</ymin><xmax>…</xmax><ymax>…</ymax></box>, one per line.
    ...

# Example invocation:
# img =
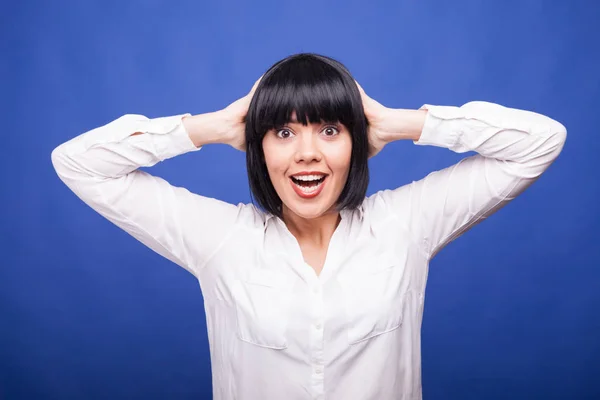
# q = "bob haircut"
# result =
<box><xmin>245</xmin><ymin>53</ymin><xmax>370</xmax><ymax>220</ymax></box>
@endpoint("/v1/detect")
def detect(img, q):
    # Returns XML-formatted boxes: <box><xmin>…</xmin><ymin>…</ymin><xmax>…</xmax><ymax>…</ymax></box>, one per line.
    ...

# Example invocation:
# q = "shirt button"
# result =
<box><xmin>312</xmin><ymin>286</ymin><xmax>320</xmax><ymax>294</ymax></box>
<box><xmin>315</xmin><ymin>367</ymin><xmax>323</xmax><ymax>374</ymax></box>
<box><xmin>315</xmin><ymin>323</ymin><xmax>322</xmax><ymax>330</ymax></box>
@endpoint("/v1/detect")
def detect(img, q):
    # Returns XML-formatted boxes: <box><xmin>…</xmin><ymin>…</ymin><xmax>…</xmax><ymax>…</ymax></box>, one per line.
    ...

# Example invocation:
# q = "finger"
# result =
<box><xmin>354</xmin><ymin>80</ymin><xmax>366</xmax><ymax>95</ymax></box>
<box><xmin>249</xmin><ymin>75</ymin><xmax>264</xmax><ymax>95</ymax></box>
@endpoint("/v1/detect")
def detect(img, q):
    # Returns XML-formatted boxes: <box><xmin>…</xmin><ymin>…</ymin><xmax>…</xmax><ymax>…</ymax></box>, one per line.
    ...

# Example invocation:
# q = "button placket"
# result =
<box><xmin>309</xmin><ymin>282</ymin><xmax>325</xmax><ymax>393</ymax></box>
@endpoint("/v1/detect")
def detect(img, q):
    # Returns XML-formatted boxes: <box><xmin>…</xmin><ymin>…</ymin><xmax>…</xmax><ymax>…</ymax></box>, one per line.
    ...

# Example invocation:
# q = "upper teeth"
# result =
<box><xmin>293</xmin><ymin>175</ymin><xmax>325</xmax><ymax>181</ymax></box>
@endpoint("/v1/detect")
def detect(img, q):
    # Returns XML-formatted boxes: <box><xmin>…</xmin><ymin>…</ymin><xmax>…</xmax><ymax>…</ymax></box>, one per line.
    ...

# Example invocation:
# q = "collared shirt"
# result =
<box><xmin>51</xmin><ymin>101</ymin><xmax>566</xmax><ymax>400</ymax></box>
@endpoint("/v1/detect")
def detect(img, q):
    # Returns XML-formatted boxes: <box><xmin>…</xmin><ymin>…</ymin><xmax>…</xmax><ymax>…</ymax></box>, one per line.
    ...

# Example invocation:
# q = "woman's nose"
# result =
<box><xmin>294</xmin><ymin>133</ymin><xmax>321</xmax><ymax>163</ymax></box>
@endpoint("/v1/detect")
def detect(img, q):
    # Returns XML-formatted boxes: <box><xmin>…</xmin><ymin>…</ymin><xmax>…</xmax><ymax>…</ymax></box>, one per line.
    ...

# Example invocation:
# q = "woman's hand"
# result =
<box><xmin>355</xmin><ymin>81</ymin><xmax>391</xmax><ymax>158</ymax></box>
<box><xmin>354</xmin><ymin>81</ymin><xmax>427</xmax><ymax>158</ymax></box>
<box><xmin>355</xmin><ymin>81</ymin><xmax>427</xmax><ymax>158</ymax></box>
<box><xmin>219</xmin><ymin>76</ymin><xmax>262</xmax><ymax>152</ymax></box>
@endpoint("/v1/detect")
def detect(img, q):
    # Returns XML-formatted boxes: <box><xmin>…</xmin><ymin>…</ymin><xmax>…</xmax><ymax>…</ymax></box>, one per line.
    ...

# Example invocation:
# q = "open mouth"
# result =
<box><xmin>290</xmin><ymin>175</ymin><xmax>327</xmax><ymax>196</ymax></box>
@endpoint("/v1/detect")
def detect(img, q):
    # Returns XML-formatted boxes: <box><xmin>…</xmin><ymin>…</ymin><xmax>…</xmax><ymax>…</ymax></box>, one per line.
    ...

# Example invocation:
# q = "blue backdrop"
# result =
<box><xmin>2</xmin><ymin>0</ymin><xmax>599</xmax><ymax>399</ymax></box>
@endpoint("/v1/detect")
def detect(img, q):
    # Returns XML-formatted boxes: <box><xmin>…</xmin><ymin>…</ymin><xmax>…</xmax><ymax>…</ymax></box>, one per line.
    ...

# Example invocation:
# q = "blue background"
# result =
<box><xmin>2</xmin><ymin>0</ymin><xmax>599</xmax><ymax>398</ymax></box>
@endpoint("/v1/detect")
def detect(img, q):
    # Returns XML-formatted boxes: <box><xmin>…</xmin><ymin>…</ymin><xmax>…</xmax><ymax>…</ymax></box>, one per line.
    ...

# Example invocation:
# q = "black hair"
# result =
<box><xmin>245</xmin><ymin>53</ymin><xmax>369</xmax><ymax>220</ymax></box>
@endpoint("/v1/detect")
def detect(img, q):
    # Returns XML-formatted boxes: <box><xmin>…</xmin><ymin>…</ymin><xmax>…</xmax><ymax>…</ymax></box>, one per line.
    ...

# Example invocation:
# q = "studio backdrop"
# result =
<box><xmin>2</xmin><ymin>1</ymin><xmax>599</xmax><ymax>399</ymax></box>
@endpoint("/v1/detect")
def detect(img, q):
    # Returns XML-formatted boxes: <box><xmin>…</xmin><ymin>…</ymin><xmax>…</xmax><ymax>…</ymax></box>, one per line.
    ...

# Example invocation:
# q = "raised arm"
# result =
<box><xmin>365</xmin><ymin>99</ymin><xmax>567</xmax><ymax>261</ymax></box>
<box><xmin>50</xmin><ymin>110</ymin><xmax>253</xmax><ymax>277</ymax></box>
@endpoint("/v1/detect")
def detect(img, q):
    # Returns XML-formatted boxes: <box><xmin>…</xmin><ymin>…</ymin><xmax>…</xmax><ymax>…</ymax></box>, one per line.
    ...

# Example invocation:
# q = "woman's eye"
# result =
<box><xmin>323</xmin><ymin>126</ymin><xmax>340</xmax><ymax>136</ymax></box>
<box><xmin>275</xmin><ymin>125</ymin><xmax>339</xmax><ymax>139</ymax></box>
<box><xmin>276</xmin><ymin>129</ymin><xmax>293</xmax><ymax>139</ymax></box>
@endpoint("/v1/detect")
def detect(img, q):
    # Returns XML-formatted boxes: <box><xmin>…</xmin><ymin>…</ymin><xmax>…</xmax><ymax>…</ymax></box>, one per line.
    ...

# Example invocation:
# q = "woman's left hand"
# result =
<box><xmin>356</xmin><ymin>81</ymin><xmax>427</xmax><ymax>158</ymax></box>
<box><xmin>355</xmin><ymin>81</ymin><xmax>391</xmax><ymax>158</ymax></box>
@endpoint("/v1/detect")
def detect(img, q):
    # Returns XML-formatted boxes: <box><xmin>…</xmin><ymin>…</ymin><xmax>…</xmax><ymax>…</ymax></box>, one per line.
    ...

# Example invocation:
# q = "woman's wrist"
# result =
<box><xmin>182</xmin><ymin>111</ymin><xmax>234</xmax><ymax>147</ymax></box>
<box><xmin>380</xmin><ymin>107</ymin><xmax>428</xmax><ymax>142</ymax></box>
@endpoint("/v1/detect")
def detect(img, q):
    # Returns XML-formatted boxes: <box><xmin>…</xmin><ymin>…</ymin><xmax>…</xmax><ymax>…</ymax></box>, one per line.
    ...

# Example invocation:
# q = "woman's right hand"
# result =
<box><xmin>219</xmin><ymin>76</ymin><xmax>262</xmax><ymax>152</ymax></box>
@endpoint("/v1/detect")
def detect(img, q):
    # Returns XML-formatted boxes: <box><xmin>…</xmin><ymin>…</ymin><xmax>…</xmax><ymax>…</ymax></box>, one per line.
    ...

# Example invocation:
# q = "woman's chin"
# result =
<box><xmin>283</xmin><ymin>198</ymin><xmax>336</xmax><ymax>220</ymax></box>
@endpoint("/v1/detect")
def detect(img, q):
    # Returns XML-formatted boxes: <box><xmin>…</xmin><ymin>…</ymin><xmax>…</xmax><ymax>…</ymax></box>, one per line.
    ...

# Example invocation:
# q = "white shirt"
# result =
<box><xmin>51</xmin><ymin>101</ymin><xmax>566</xmax><ymax>400</ymax></box>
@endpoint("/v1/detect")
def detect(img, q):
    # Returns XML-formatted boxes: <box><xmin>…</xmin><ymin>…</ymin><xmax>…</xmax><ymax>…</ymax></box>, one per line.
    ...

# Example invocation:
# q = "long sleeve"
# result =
<box><xmin>380</xmin><ymin>101</ymin><xmax>567</xmax><ymax>261</ymax></box>
<box><xmin>51</xmin><ymin>113</ymin><xmax>249</xmax><ymax>276</ymax></box>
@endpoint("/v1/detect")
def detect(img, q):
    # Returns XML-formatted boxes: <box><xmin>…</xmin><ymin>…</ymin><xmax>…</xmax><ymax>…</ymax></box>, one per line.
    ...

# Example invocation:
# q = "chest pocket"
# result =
<box><xmin>336</xmin><ymin>251</ymin><xmax>406</xmax><ymax>345</ymax></box>
<box><xmin>232</xmin><ymin>268</ymin><xmax>294</xmax><ymax>349</ymax></box>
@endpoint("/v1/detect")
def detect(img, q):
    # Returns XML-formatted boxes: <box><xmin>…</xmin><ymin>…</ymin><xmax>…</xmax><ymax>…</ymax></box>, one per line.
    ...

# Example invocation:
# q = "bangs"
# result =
<box><xmin>251</xmin><ymin>57</ymin><xmax>356</xmax><ymax>135</ymax></box>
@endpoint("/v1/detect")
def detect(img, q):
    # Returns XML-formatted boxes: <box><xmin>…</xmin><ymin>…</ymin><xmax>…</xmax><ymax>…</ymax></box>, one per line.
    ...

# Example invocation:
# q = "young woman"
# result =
<box><xmin>51</xmin><ymin>53</ymin><xmax>567</xmax><ymax>399</ymax></box>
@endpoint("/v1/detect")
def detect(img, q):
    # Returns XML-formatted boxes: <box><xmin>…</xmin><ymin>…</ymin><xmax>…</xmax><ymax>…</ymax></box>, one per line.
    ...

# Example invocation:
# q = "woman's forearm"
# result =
<box><xmin>380</xmin><ymin>108</ymin><xmax>428</xmax><ymax>142</ymax></box>
<box><xmin>51</xmin><ymin>113</ymin><xmax>202</xmax><ymax>181</ymax></box>
<box><xmin>182</xmin><ymin>111</ymin><xmax>233</xmax><ymax>148</ymax></box>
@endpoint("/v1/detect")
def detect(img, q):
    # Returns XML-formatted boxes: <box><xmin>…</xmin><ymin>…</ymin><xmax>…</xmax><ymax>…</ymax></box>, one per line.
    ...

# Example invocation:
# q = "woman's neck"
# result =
<box><xmin>281</xmin><ymin>206</ymin><xmax>341</xmax><ymax>248</ymax></box>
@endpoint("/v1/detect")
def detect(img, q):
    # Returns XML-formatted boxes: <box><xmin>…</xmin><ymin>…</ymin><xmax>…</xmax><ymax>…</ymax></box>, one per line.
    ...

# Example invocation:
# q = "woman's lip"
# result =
<box><xmin>290</xmin><ymin>172</ymin><xmax>328</xmax><ymax>177</ymax></box>
<box><xmin>289</xmin><ymin>176</ymin><xmax>327</xmax><ymax>199</ymax></box>
<box><xmin>290</xmin><ymin>174</ymin><xmax>329</xmax><ymax>179</ymax></box>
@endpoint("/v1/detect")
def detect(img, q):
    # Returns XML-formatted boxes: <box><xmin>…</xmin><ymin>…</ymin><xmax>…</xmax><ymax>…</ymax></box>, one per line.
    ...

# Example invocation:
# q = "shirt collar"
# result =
<box><xmin>263</xmin><ymin>205</ymin><xmax>364</xmax><ymax>226</ymax></box>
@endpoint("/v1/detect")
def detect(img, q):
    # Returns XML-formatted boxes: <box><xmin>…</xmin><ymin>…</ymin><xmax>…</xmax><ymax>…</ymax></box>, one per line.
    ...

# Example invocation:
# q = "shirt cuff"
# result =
<box><xmin>412</xmin><ymin>104</ymin><xmax>462</xmax><ymax>148</ymax></box>
<box><xmin>141</xmin><ymin>113</ymin><xmax>203</xmax><ymax>161</ymax></box>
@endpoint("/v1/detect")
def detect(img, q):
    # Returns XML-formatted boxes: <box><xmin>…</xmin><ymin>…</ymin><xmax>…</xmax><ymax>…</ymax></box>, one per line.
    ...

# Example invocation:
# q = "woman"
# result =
<box><xmin>51</xmin><ymin>53</ymin><xmax>567</xmax><ymax>399</ymax></box>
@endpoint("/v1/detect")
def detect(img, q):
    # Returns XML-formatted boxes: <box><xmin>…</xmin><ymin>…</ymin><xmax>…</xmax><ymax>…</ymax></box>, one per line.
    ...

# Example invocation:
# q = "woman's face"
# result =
<box><xmin>262</xmin><ymin>111</ymin><xmax>352</xmax><ymax>220</ymax></box>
